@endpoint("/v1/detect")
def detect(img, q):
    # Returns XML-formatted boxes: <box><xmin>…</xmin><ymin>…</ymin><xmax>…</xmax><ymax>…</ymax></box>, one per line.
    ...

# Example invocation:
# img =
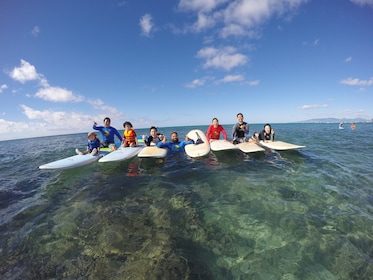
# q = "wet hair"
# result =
<box><xmin>264</xmin><ymin>123</ymin><xmax>272</xmax><ymax>129</ymax></box>
<box><xmin>103</xmin><ymin>117</ymin><xmax>111</xmax><ymax>122</ymax></box>
<box><xmin>212</xmin><ymin>117</ymin><xmax>219</xmax><ymax>122</ymax></box>
<box><xmin>237</xmin><ymin>113</ymin><xmax>243</xmax><ymax>117</ymax></box>
<box><xmin>123</xmin><ymin>121</ymin><xmax>133</xmax><ymax>128</ymax></box>
<box><xmin>150</xmin><ymin>126</ymin><xmax>157</xmax><ymax>131</ymax></box>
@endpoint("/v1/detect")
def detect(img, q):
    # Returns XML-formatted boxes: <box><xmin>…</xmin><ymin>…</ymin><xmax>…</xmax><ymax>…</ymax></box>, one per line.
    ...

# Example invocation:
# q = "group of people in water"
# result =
<box><xmin>76</xmin><ymin>114</ymin><xmax>276</xmax><ymax>155</ymax></box>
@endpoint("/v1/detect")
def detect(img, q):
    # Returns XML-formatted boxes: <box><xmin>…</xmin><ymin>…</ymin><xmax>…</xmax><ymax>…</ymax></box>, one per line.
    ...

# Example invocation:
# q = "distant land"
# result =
<box><xmin>300</xmin><ymin>118</ymin><xmax>373</xmax><ymax>123</ymax></box>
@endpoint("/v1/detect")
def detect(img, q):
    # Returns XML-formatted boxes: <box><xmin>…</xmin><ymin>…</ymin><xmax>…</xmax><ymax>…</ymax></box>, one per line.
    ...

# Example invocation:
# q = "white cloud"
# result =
<box><xmin>31</xmin><ymin>26</ymin><xmax>40</xmax><ymax>36</ymax></box>
<box><xmin>9</xmin><ymin>59</ymin><xmax>40</xmax><ymax>83</ymax></box>
<box><xmin>87</xmin><ymin>98</ymin><xmax>123</xmax><ymax>116</ymax></box>
<box><xmin>186</xmin><ymin>78</ymin><xmax>206</xmax><ymax>88</ymax></box>
<box><xmin>248</xmin><ymin>80</ymin><xmax>260</xmax><ymax>86</ymax></box>
<box><xmin>344</xmin><ymin>56</ymin><xmax>352</xmax><ymax>62</ymax></box>
<box><xmin>0</xmin><ymin>118</ymin><xmax>34</xmax><ymax>135</ymax></box>
<box><xmin>301</xmin><ymin>104</ymin><xmax>328</xmax><ymax>109</ymax></box>
<box><xmin>20</xmin><ymin>105</ymin><xmax>94</xmax><ymax>127</ymax></box>
<box><xmin>218</xmin><ymin>74</ymin><xmax>244</xmax><ymax>83</ymax></box>
<box><xmin>191</xmin><ymin>12</ymin><xmax>217</xmax><ymax>32</ymax></box>
<box><xmin>178</xmin><ymin>0</ymin><xmax>308</xmax><ymax>37</ymax></box>
<box><xmin>0</xmin><ymin>84</ymin><xmax>8</xmax><ymax>93</ymax></box>
<box><xmin>178</xmin><ymin>0</ymin><xmax>228</xmax><ymax>13</ymax></box>
<box><xmin>139</xmin><ymin>14</ymin><xmax>154</xmax><ymax>36</ymax></box>
<box><xmin>196</xmin><ymin>46</ymin><xmax>248</xmax><ymax>70</ymax></box>
<box><xmin>350</xmin><ymin>0</ymin><xmax>373</xmax><ymax>8</ymax></box>
<box><xmin>10</xmin><ymin>60</ymin><xmax>84</xmax><ymax>102</ymax></box>
<box><xmin>35</xmin><ymin>86</ymin><xmax>84</xmax><ymax>102</ymax></box>
<box><xmin>340</xmin><ymin>77</ymin><xmax>373</xmax><ymax>86</ymax></box>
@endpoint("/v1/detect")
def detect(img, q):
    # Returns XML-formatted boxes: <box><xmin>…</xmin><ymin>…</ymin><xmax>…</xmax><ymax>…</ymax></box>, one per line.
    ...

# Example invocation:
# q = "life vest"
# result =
<box><xmin>123</xmin><ymin>129</ymin><xmax>137</xmax><ymax>143</ymax></box>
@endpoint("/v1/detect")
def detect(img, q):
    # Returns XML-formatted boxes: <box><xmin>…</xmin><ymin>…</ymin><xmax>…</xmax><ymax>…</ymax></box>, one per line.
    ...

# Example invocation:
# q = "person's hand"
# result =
<box><xmin>93</xmin><ymin>121</ymin><xmax>97</xmax><ymax>126</ymax></box>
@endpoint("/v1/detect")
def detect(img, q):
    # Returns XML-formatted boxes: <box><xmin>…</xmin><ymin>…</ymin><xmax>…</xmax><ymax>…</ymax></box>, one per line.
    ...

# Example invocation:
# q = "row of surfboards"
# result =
<box><xmin>39</xmin><ymin>129</ymin><xmax>305</xmax><ymax>170</ymax></box>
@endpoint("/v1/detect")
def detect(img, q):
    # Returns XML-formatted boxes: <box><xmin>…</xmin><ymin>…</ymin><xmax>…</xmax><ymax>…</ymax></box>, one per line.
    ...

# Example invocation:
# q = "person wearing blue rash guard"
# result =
<box><xmin>93</xmin><ymin>117</ymin><xmax>122</xmax><ymax>149</ymax></box>
<box><xmin>156</xmin><ymin>131</ymin><xmax>194</xmax><ymax>152</ymax></box>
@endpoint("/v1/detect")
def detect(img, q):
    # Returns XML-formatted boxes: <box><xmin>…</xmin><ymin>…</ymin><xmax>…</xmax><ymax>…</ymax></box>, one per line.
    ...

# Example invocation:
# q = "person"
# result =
<box><xmin>250</xmin><ymin>132</ymin><xmax>260</xmax><ymax>143</ymax></box>
<box><xmin>93</xmin><ymin>117</ymin><xmax>122</xmax><ymax>149</ymax></box>
<box><xmin>206</xmin><ymin>118</ymin><xmax>228</xmax><ymax>142</ymax></box>
<box><xmin>351</xmin><ymin>123</ymin><xmax>356</xmax><ymax>130</ymax></box>
<box><xmin>122</xmin><ymin>121</ymin><xmax>138</xmax><ymax>147</ymax></box>
<box><xmin>259</xmin><ymin>123</ymin><xmax>275</xmax><ymax>142</ymax></box>
<box><xmin>232</xmin><ymin>113</ymin><xmax>250</xmax><ymax>144</ymax></box>
<box><xmin>75</xmin><ymin>132</ymin><xmax>101</xmax><ymax>155</ymax></box>
<box><xmin>142</xmin><ymin>126</ymin><xmax>164</xmax><ymax>146</ymax></box>
<box><xmin>156</xmin><ymin>131</ymin><xmax>194</xmax><ymax>152</ymax></box>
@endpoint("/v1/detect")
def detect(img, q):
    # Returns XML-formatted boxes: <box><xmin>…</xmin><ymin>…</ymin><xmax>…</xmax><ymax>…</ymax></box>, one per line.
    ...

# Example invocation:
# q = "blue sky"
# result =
<box><xmin>1</xmin><ymin>0</ymin><xmax>372</xmax><ymax>140</ymax></box>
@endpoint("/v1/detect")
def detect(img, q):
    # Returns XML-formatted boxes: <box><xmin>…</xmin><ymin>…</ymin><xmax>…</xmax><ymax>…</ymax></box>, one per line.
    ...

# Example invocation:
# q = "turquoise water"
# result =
<box><xmin>1</xmin><ymin>123</ymin><xmax>372</xmax><ymax>279</ymax></box>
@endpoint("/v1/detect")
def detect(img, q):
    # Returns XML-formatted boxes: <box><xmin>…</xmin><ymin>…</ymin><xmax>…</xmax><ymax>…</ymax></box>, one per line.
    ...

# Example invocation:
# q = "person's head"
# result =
<box><xmin>103</xmin><ymin>117</ymin><xmax>111</xmax><ymax>127</ymax></box>
<box><xmin>87</xmin><ymin>132</ymin><xmax>97</xmax><ymax>140</ymax></box>
<box><xmin>149</xmin><ymin>126</ymin><xmax>157</xmax><ymax>136</ymax></box>
<box><xmin>237</xmin><ymin>113</ymin><xmax>244</xmax><ymax>123</ymax></box>
<box><xmin>264</xmin><ymin>124</ymin><xmax>272</xmax><ymax>134</ymax></box>
<box><xmin>212</xmin><ymin>118</ymin><xmax>219</xmax><ymax>127</ymax></box>
<box><xmin>170</xmin><ymin>131</ymin><xmax>179</xmax><ymax>143</ymax></box>
<box><xmin>123</xmin><ymin>121</ymin><xmax>133</xmax><ymax>129</ymax></box>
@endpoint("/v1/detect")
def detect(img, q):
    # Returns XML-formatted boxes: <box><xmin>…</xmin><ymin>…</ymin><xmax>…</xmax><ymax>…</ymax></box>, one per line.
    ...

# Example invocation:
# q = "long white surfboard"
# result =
<box><xmin>259</xmin><ymin>140</ymin><xmax>305</xmax><ymax>150</ymax></box>
<box><xmin>184</xmin><ymin>129</ymin><xmax>210</xmax><ymax>158</ymax></box>
<box><xmin>210</xmin><ymin>140</ymin><xmax>238</xmax><ymax>151</ymax></box>
<box><xmin>39</xmin><ymin>154</ymin><xmax>102</xmax><ymax>170</ymax></box>
<box><xmin>235</xmin><ymin>142</ymin><xmax>265</xmax><ymax>153</ymax></box>
<box><xmin>98</xmin><ymin>146</ymin><xmax>143</xmax><ymax>162</ymax></box>
<box><xmin>137</xmin><ymin>146</ymin><xmax>167</xmax><ymax>158</ymax></box>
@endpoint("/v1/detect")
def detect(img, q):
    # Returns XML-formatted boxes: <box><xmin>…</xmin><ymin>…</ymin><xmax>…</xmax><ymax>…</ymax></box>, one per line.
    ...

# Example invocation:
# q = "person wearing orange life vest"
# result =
<box><xmin>121</xmin><ymin>121</ymin><xmax>138</xmax><ymax>147</ymax></box>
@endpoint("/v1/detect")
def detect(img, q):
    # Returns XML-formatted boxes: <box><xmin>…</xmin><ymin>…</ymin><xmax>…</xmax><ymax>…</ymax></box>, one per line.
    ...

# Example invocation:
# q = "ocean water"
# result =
<box><xmin>0</xmin><ymin>123</ymin><xmax>372</xmax><ymax>279</ymax></box>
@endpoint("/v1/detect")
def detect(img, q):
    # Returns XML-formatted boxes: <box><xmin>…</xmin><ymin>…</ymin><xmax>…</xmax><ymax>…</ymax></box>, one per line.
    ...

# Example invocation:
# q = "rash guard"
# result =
<box><xmin>93</xmin><ymin>125</ymin><xmax>122</xmax><ymax>143</ymax></box>
<box><xmin>156</xmin><ymin>140</ymin><xmax>194</xmax><ymax>152</ymax></box>
<box><xmin>206</xmin><ymin>125</ymin><xmax>228</xmax><ymax>141</ymax></box>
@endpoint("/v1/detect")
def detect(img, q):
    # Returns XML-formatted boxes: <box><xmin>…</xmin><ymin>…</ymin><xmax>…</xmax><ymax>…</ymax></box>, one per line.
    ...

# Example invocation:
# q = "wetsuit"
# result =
<box><xmin>144</xmin><ymin>134</ymin><xmax>162</xmax><ymax>146</ymax></box>
<box><xmin>206</xmin><ymin>125</ymin><xmax>228</xmax><ymax>141</ymax></box>
<box><xmin>259</xmin><ymin>130</ymin><xmax>275</xmax><ymax>141</ymax></box>
<box><xmin>232</xmin><ymin>122</ymin><xmax>250</xmax><ymax>143</ymax></box>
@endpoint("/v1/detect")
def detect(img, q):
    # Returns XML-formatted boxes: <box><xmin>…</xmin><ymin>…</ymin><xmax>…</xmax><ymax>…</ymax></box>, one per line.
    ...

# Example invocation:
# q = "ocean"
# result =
<box><xmin>1</xmin><ymin>123</ymin><xmax>372</xmax><ymax>279</ymax></box>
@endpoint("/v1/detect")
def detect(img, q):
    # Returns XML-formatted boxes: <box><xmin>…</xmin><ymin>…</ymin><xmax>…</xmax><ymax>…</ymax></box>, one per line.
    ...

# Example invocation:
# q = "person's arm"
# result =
<box><xmin>157</xmin><ymin>141</ymin><xmax>168</xmax><ymax>148</ymax></box>
<box><xmin>180</xmin><ymin>140</ymin><xmax>194</xmax><ymax>149</ymax></box>
<box><xmin>258</xmin><ymin>130</ymin><xmax>263</xmax><ymax>141</ymax></box>
<box><xmin>232</xmin><ymin>124</ymin><xmax>239</xmax><ymax>139</ymax></box>
<box><xmin>206</xmin><ymin>125</ymin><xmax>212</xmax><ymax>141</ymax></box>
<box><xmin>134</xmin><ymin>131</ymin><xmax>138</xmax><ymax>146</ymax></box>
<box><xmin>114</xmin><ymin>128</ymin><xmax>123</xmax><ymax>142</ymax></box>
<box><xmin>220</xmin><ymin>126</ymin><xmax>228</xmax><ymax>140</ymax></box>
<box><xmin>244</xmin><ymin>123</ymin><xmax>250</xmax><ymax>135</ymax></box>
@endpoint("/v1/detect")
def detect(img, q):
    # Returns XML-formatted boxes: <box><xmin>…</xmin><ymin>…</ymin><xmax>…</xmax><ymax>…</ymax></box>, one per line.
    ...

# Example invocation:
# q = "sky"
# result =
<box><xmin>1</xmin><ymin>0</ymin><xmax>373</xmax><ymax>141</ymax></box>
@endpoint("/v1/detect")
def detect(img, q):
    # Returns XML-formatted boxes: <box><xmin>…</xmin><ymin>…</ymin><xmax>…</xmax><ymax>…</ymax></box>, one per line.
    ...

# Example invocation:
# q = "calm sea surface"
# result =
<box><xmin>1</xmin><ymin>123</ymin><xmax>372</xmax><ymax>279</ymax></box>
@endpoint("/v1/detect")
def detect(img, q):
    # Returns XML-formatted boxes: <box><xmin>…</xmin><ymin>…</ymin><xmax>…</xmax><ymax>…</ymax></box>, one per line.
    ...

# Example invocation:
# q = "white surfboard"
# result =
<box><xmin>98</xmin><ymin>146</ymin><xmax>143</xmax><ymax>162</ymax></box>
<box><xmin>39</xmin><ymin>154</ymin><xmax>102</xmax><ymax>170</ymax></box>
<box><xmin>259</xmin><ymin>140</ymin><xmax>305</xmax><ymax>151</ymax></box>
<box><xmin>235</xmin><ymin>142</ymin><xmax>265</xmax><ymax>153</ymax></box>
<box><xmin>184</xmin><ymin>129</ymin><xmax>210</xmax><ymax>158</ymax></box>
<box><xmin>137</xmin><ymin>146</ymin><xmax>167</xmax><ymax>158</ymax></box>
<box><xmin>210</xmin><ymin>140</ymin><xmax>238</xmax><ymax>151</ymax></box>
